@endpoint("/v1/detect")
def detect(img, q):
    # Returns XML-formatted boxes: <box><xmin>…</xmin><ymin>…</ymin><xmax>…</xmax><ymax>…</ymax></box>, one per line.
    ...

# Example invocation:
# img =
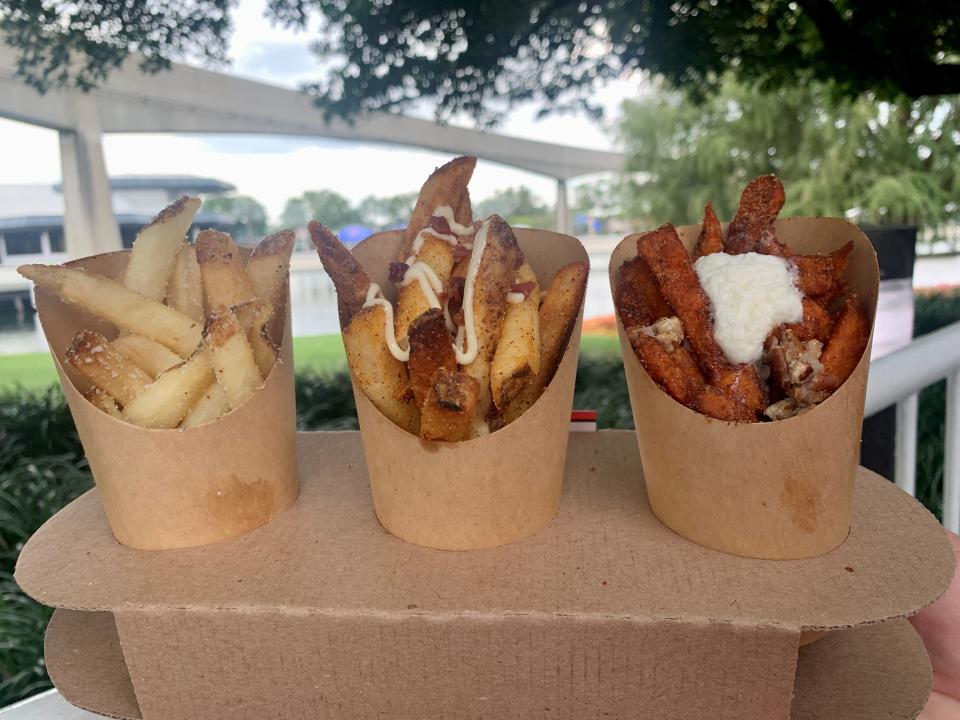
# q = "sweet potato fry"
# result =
<box><xmin>491</xmin><ymin>262</ymin><xmax>541</xmax><ymax>410</ymax></box>
<box><xmin>343</xmin><ymin>304</ymin><xmax>420</xmax><ymax>434</ymax></box>
<box><xmin>83</xmin><ymin>386</ymin><xmax>123</xmax><ymax>419</ymax></box>
<box><xmin>407</xmin><ymin>308</ymin><xmax>456</xmax><ymax>407</ymax></box>
<box><xmin>110</xmin><ymin>334</ymin><xmax>183</xmax><ymax>378</ymax></box>
<box><xmin>309</xmin><ymin>221</ymin><xmax>371</xmax><ymax>327</ymax></box>
<box><xmin>124</xmin><ymin>196</ymin><xmax>201</xmax><ymax>300</ymax></box>
<box><xmin>694</xmin><ymin>202</ymin><xmax>723</xmax><ymax>258</ymax></box>
<box><xmin>205</xmin><ymin>309</ymin><xmax>262</xmax><ymax>409</ymax></box>
<box><xmin>695</xmin><ymin>386</ymin><xmax>756</xmax><ymax>423</ymax></box>
<box><xmin>631</xmin><ymin>333</ymin><xmax>705</xmax><ymax>407</ymax></box>
<box><xmin>181</xmin><ymin>381</ymin><xmax>231</xmax><ymax>428</ymax></box>
<box><xmin>783</xmin><ymin>298</ymin><xmax>834</xmax><ymax>343</ymax></box>
<box><xmin>499</xmin><ymin>261</ymin><xmax>587</xmax><ymax>424</ymax></box>
<box><xmin>166</xmin><ymin>243</ymin><xmax>205</xmax><ymax>323</ymax></box>
<box><xmin>792</xmin><ymin>242</ymin><xmax>853</xmax><ymax>302</ymax></box>
<box><xmin>618</xmin><ymin>257</ymin><xmax>673</xmax><ymax>326</ymax></box>
<box><xmin>725</xmin><ymin>175</ymin><xmax>787</xmax><ymax>255</ymax></box>
<box><xmin>196</xmin><ymin>230</ymin><xmax>257</xmax><ymax>310</ymax></box>
<box><xmin>19</xmin><ymin>264</ymin><xmax>202</xmax><ymax>356</ymax></box>
<box><xmin>246</xmin><ymin>229</ymin><xmax>294</xmax><ymax>309</ymax></box>
<box><xmin>122</xmin><ymin>351</ymin><xmax>214</xmax><ymax>429</ymax></box>
<box><xmin>419</xmin><ymin>368</ymin><xmax>481</xmax><ymax>442</ymax></box>
<box><xmin>797</xmin><ymin>297</ymin><xmax>870</xmax><ymax>402</ymax></box>
<box><xmin>66</xmin><ymin>330</ymin><xmax>153</xmax><ymax>405</ymax></box>
<box><xmin>712</xmin><ymin>364</ymin><xmax>766</xmax><ymax>415</ymax></box>
<box><xmin>399</xmin><ymin>156</ymin><xmax>477</xmax><ymax>261</ymax></box>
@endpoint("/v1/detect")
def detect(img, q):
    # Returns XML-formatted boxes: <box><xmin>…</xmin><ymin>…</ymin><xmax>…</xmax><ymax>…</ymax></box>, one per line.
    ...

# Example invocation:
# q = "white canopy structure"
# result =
<box><xmin>0</xmin><ymin>44</ymin><xmax>624</xmax><ymax>257</ymax></box>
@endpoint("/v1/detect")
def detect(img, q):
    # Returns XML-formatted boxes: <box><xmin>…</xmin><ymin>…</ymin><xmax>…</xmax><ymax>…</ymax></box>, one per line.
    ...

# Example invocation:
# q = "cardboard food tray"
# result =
<box><xmin>347</xmin><ymin>228</ymin><xmax>586</xmax><ymax>551</ymax></box>
<box><xmin>18</xmin><ymin>431</ymin><xmax>954</xmax><ymax>720</ymax></box>
<box><xmin>33</xmin><ymin>250</ymin><xmax>300</xmax><ymax>550</ymax></box>
<box><xmin>610</xmin><ymin>217</ymin><xmax>880</xmax><ymax>560</ymax></box>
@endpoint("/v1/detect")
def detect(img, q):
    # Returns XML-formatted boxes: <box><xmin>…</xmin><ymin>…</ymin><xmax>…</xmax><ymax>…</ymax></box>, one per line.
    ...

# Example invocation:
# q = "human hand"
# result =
<box><xmin>910</xmin><ymin>529</ymin><xmax>960</xmax><ymax>719</ymax></box>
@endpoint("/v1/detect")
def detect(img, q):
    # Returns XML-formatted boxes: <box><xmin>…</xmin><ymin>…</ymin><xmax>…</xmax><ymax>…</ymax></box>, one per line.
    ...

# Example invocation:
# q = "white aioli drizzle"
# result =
<box><xmin>363</xmin><ymin>283</ymin><xmax>410</xmax><ymax>362</ymax></box>
<box><xmin>506</xmin><ymin>292</ymin><xmax>525</xmax><ymax>304</ymax></box>
<box><xmin>453</xmin><ymin>220</ymin><xmax>489</xmax><ymax>365</ymax></box>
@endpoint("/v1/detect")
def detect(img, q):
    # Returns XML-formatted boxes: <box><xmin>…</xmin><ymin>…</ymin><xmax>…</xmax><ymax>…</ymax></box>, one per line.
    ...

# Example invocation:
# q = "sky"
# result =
<box><xmin>0</xmin><ymin>0</ymin><xmax>642</xmax><ymax>223</ymax></box>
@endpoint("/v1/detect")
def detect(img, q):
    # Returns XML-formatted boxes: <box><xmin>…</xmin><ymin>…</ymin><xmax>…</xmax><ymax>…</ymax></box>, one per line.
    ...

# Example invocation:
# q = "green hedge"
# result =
<box><xmin>0</xmin><ymin>289</ymin><xmax>957</xmax><ymax>707</ymax></box>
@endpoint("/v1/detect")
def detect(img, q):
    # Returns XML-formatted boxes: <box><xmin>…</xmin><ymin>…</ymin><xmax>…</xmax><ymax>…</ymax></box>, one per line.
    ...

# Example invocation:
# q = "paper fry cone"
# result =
<box><xmin>33</xmin><ymin>250</ymin><xmax>299</xmax><ymax>550</ymax></box>
<box><xmin>349</xmin><ymin>228</ymin><xmax>588</xmax><ymax>550</ymax></box>
<box><xmin>610</xmin><ymin>217</ymin><xmax>879</xmax><ymax>559</ymax></box>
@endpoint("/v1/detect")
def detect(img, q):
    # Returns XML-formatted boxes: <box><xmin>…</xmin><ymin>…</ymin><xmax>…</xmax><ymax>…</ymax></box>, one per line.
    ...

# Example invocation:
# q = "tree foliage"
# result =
<box><xmin>475</xmin><ymin>186</ymin><xmax>552</xmax><ymax>227</ymax></box>
<box><xmin>202</xmin><ymin>194</ymin><xmax>269</xmax><ymax>240</ymax></box>
<box><xmin>281</xmin><ymin>190</ymin><xmax>363</xmax><ymax>230</ymax></box>
<box><xmin>4</xmin><ymin>1</ymin><xmax>958</xmax><ymax>122</ymax></box>
<box><xmin>620</xmin><ymin>76</ymin><xmax>960</xmax><ymax>228</ymax></box>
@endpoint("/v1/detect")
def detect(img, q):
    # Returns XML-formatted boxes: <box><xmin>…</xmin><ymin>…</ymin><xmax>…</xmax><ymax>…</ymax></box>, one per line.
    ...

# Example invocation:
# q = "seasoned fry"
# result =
<box><xmin>419</xmin><ymin>368</ymin><xmax>481</xmax><ymax>442</ymax></box>
<box><xmin>309</xmin><ymin>221</ymin><xmax>371</xmax><ymax>326</ymax></box>
<box><xmin>725</xmin><ymin>175</ymin><xmax>787</xmax><ymax>255</ymax></box>
<box><xmin>233</xmin><ymin>300</ymin><xmax>279</xmax><ymax>377</ymax></box>
<box><xmin>460</xmin><ymin>216</ymin><xmax>521</xmax><ymax>423</ymax></box>
<box><xmin>797</xmin><ymin>297</ymin><xmax>870</xmax><ymax>402</ymax></box>
<box><xmin>407</xmin><ymin>309</ymin><xmax>456</xmax><ymax>408</ymax></box>
<box><xmin>792</xmin><ymin>242</ymin><xmax>853</xmax><ymax>302</ymax></box>
<box><xmin>630</xmin><ymin>333</ymin><xmax>704</xmax><ymax>407</ymax></box>
<box><xmin>196</xmin><ymin>230</ymin><xmax>257</xmax><ymax>310</ymax></box>
<box><xmin>694</xmin><ymin>202</ymin><xmax>723</xmax><ymax>258</ymax></box>
<box><xmin>246</xmin><ymin>229</ymin><xmax>294</xmax><ymax>309</ymax></box>
<box><xmin>20</xmin><ymin>264</ymin><xmax>202</xmax><ymax>356</ymax></box>
<box><xmin>491</xmin><ymin>262</ymin><xmax>541</xmax><ymax>410</ymax></box>
<box><xmin>124</xmin><ymin>196</ymin><xmax>201</xmax><ymax>300</ymax></box>
<box><xmin>394</xmin><ymin>233</ymin><xmax>457</xmax><ymax>345</ymax></box>
<box><xmin>166</xmin><ymin>244</ymin><xmax>204</xmax><ymax>323</ymax></box>
<box><xmin>181</xmin><ymin>381</ymin><xmax>231</xmax><ymax>428</ymax></box>
<box><xmin>111</xmin><ymin>334</ymin><xmax>183</xmax><ymax>378</ymax></box>
<box><xmin>398</xmin><ymin>156</ymin><xmax>476</xmax><ymax>261</ymax></box>
<box><xmin>123</xmin><ymin>351</ymin><xmax>214</xmax><ymax>429</ymax></box>
<box><xmin>453</xmin><ymin>188</ymin><xmax>473</xmax><ymax>227</ymax></box>
<box><xmin>66</xmin><ymin>330</ymin><xmax>153</xmax><ymax>405</ymax></box>
<box><xmin>500</xmin><ymin>261</ymin><xmax>587</xmax><ymax>424</ymax></box>
<box><xmin>619</xmin><ymin>257</ymin><xmax>672</xmax><ymax>326</ymax></box>
<box><xmin>205</xmin><ymin>309</ymin><xmax>262</xmax><ymax>409</ymax></box>
<box><xmin>343</xmin><ymin>304</ymin><xmax>419</xmax><ymax>434</ymax></box>
<box><xmin>83</xmin><ymin>386</ymin><xmax>123</xmax><ymax>419</ymax></box>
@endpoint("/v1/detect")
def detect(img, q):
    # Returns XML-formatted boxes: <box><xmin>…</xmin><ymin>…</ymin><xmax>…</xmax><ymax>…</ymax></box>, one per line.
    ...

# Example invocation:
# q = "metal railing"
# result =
<box><xmin>865</xmin><ymin>320</ymin><xmax>960</xmax><ymax>531</ymax></box>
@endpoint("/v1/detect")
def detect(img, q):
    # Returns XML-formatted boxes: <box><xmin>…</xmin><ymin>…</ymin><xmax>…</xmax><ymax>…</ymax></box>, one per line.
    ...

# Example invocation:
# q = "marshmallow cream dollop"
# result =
<box><xmin>693</xmin><ymin>252</ymin><xmax>803</xmax><ymax>364</ymax></box>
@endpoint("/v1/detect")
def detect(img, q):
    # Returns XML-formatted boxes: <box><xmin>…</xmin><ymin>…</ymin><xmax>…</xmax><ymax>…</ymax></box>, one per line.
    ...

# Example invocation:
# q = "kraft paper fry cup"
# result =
<box><xmin>349</xmin><ymin>228</ymin><xmax>587</xmax><ymax>551</ymax></box>
<box><xmin>34</xmin><ymin>250</ymin><xmax>300</xmax><ymax>551</ymax></box>
<box><xmin>610</xmin><ymin>217</ymin><xmax>879</xmax><ymax>560</ymax></box>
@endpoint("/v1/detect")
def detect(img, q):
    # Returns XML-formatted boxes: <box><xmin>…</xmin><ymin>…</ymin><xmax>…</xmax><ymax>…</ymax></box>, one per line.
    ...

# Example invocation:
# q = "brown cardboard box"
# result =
<box><xmin>610</xmin><ymin>218</ymin><xmax>879</xmax><ymax>559</ymax></box>
<box><xmin>33</xmin><ymin>250</ymin><xmax>300</xmax><ymax>550</ymax></box>
<box><xmin>346</xmin><ymin>228</ymin><xmax>587</xmax><ymax>550</ymax></box>
<box><xmin>17</xmin><ymin>431</ymin><xmax>954</xmax><ymax>719</ymax></box>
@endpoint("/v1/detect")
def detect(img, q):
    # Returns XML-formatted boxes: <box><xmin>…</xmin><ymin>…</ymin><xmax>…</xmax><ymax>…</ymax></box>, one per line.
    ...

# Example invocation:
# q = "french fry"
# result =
<box><xmin>124</xmin><ymin>196</ymin><xmax>201</xmax><ymax>300</ymax></box>
<box><xmin>246</xmin><ymin>229</ymin><xmax>294</xmax><ymax>309</ymax></box>
<box><xmin>343</xmin><ymin>305</ymin><xmax>420</xmax><ymax>434</ymax></box>
<box><xmin>725</xmin><ymin>175</ymin><xmax>788</xmax><ymax>255</ymax></box>
<box><xmin>166</xmin><ymin>244</ymin><xmax>204</xmax><ymax>323</ymax></box>
<box><xmin>19</xmin><ymin>264</ymin><xmax>202</xmax><ymax>356</ymax></box>
<box><xmin>205</xmin><ymin>309</ymin><xmax>262</xmax><ymax>409</ymax></box>
<box><xmin>453</xmin><ymin>188</ymin><xmax>473</xmax><ymax>227</ymax></box>
<box><xmin>181</xmin><ymin>381</ymin><xmax>231</xmax><ymax>428</ymax></box>
<box><xmin>419</xmin><ymin>368</ymin><xmax>481</xmax><ymax>442</ymax></box>
<box><xmin>122</xmin><ymin>351</ymin><xmax>214</xmax><ymax>429</ymax></box>
<box><xmin>619</xmin><ymin>257</ymin><xmax>672</xmax><ymax>326</ymax></box>
<box><xmin>394</xmin><ymin>234</ymin><xmax>457</xmax><ymax>346</ymax></box>
<box><xmin>398</xmin><ymin>156</ymin><xmax>477</xmax><ymax>261</ymax></box>
<box><xmin>407</xmin><ymin>308</ymin><xmax>456</xmax><ymax>408</ymax></box>
<box><xmin>629</xmin><ymin>332</ymin><xmax>705</xmax><ymax>407</ymax></box>
<box><xmin>797</xmin><ymin>296</ymin><xmax>870</xmax><ymax>402</ymax></box>
<box><xmin>66</xmin><ymin>331</ymin><xmax>153</xmax><ymax>406</ymax></box>
<box><xmin>782</xmin><ymin>298</ymin><xmax>834</xmax><ymax>343</ymax></box>
<box><xmin>83</xmin><ymin>386</ymin><xmax>123</xmax><ymax>419</ymax></box>
<box><xmin>490</xmin><ymin>262</ymin><xmax>540</xmax><ymax>410</ymax></box>
<box><xmin>196</xmin><ymin>230</ymin><xmax>257</xmax><ymax>310</ymax></box>
<box><xmin>694</xmin><ymin>386</ymin><xmax>756</xmax><ymax>422</ymax></box>
<box><xmin>460</xmin><ymin>216</ymin><xmax>521</xmax><ymax>423</ymax></box>
<box><xmin>110</xmin><ymin>334</ymin><xmax>183</xmax><ymax>378</ymax></box>
<box><xmin>309</xmin><ymin>221</ymin><xmax>371</xmax><ymax>326</ymax></box>
<box><xmin>792</xmin><ymin>242</ymin><xmax>853</xmax><ymax>302</ymax></box>
<box><xmin>500</xmin><ymin>261</ymin><xmax>587</xmax><ymax>424</ymax></box>
<box><xmin>694</xmin><ymin>202</ymin><xmax>723</xmax><ymax>258</ymax></box>
<box><xmin>233</xmin><ymin>300</ymin><xmax>279</xmax><ymax>378</ymax></box>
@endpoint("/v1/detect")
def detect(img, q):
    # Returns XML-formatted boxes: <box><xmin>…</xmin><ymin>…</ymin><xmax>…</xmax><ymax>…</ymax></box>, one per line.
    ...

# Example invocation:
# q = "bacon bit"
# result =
<box><xmin>453</xmin><ymin>242</ymin><xmax>472</xmax><ymax>263</ymax></box>
<box><xmin>510</xmin><ymin>281</ymin><xmax>536</xmax><ymax>300</ymax></box>
<box><xmin>447</xmin><ymin>276</ymin><xmax>466</xmax><ymax>323</ymax></box>
<box><xmin>388</xmin><ymin>262</ymin><xmax>409</xmax><ymax>283</ymax></box>
<box><xmin>429</xmin><ymin>215</ymin><xmax>452</xmax><ymax>236</ymax></box>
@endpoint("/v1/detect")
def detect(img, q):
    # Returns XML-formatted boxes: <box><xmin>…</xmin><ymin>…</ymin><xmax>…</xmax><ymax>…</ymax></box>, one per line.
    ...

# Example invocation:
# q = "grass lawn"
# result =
<box><xmin>0</xmin><ymin>332</ymin><xmax>624</xmax><ymax>389</ymax></box>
